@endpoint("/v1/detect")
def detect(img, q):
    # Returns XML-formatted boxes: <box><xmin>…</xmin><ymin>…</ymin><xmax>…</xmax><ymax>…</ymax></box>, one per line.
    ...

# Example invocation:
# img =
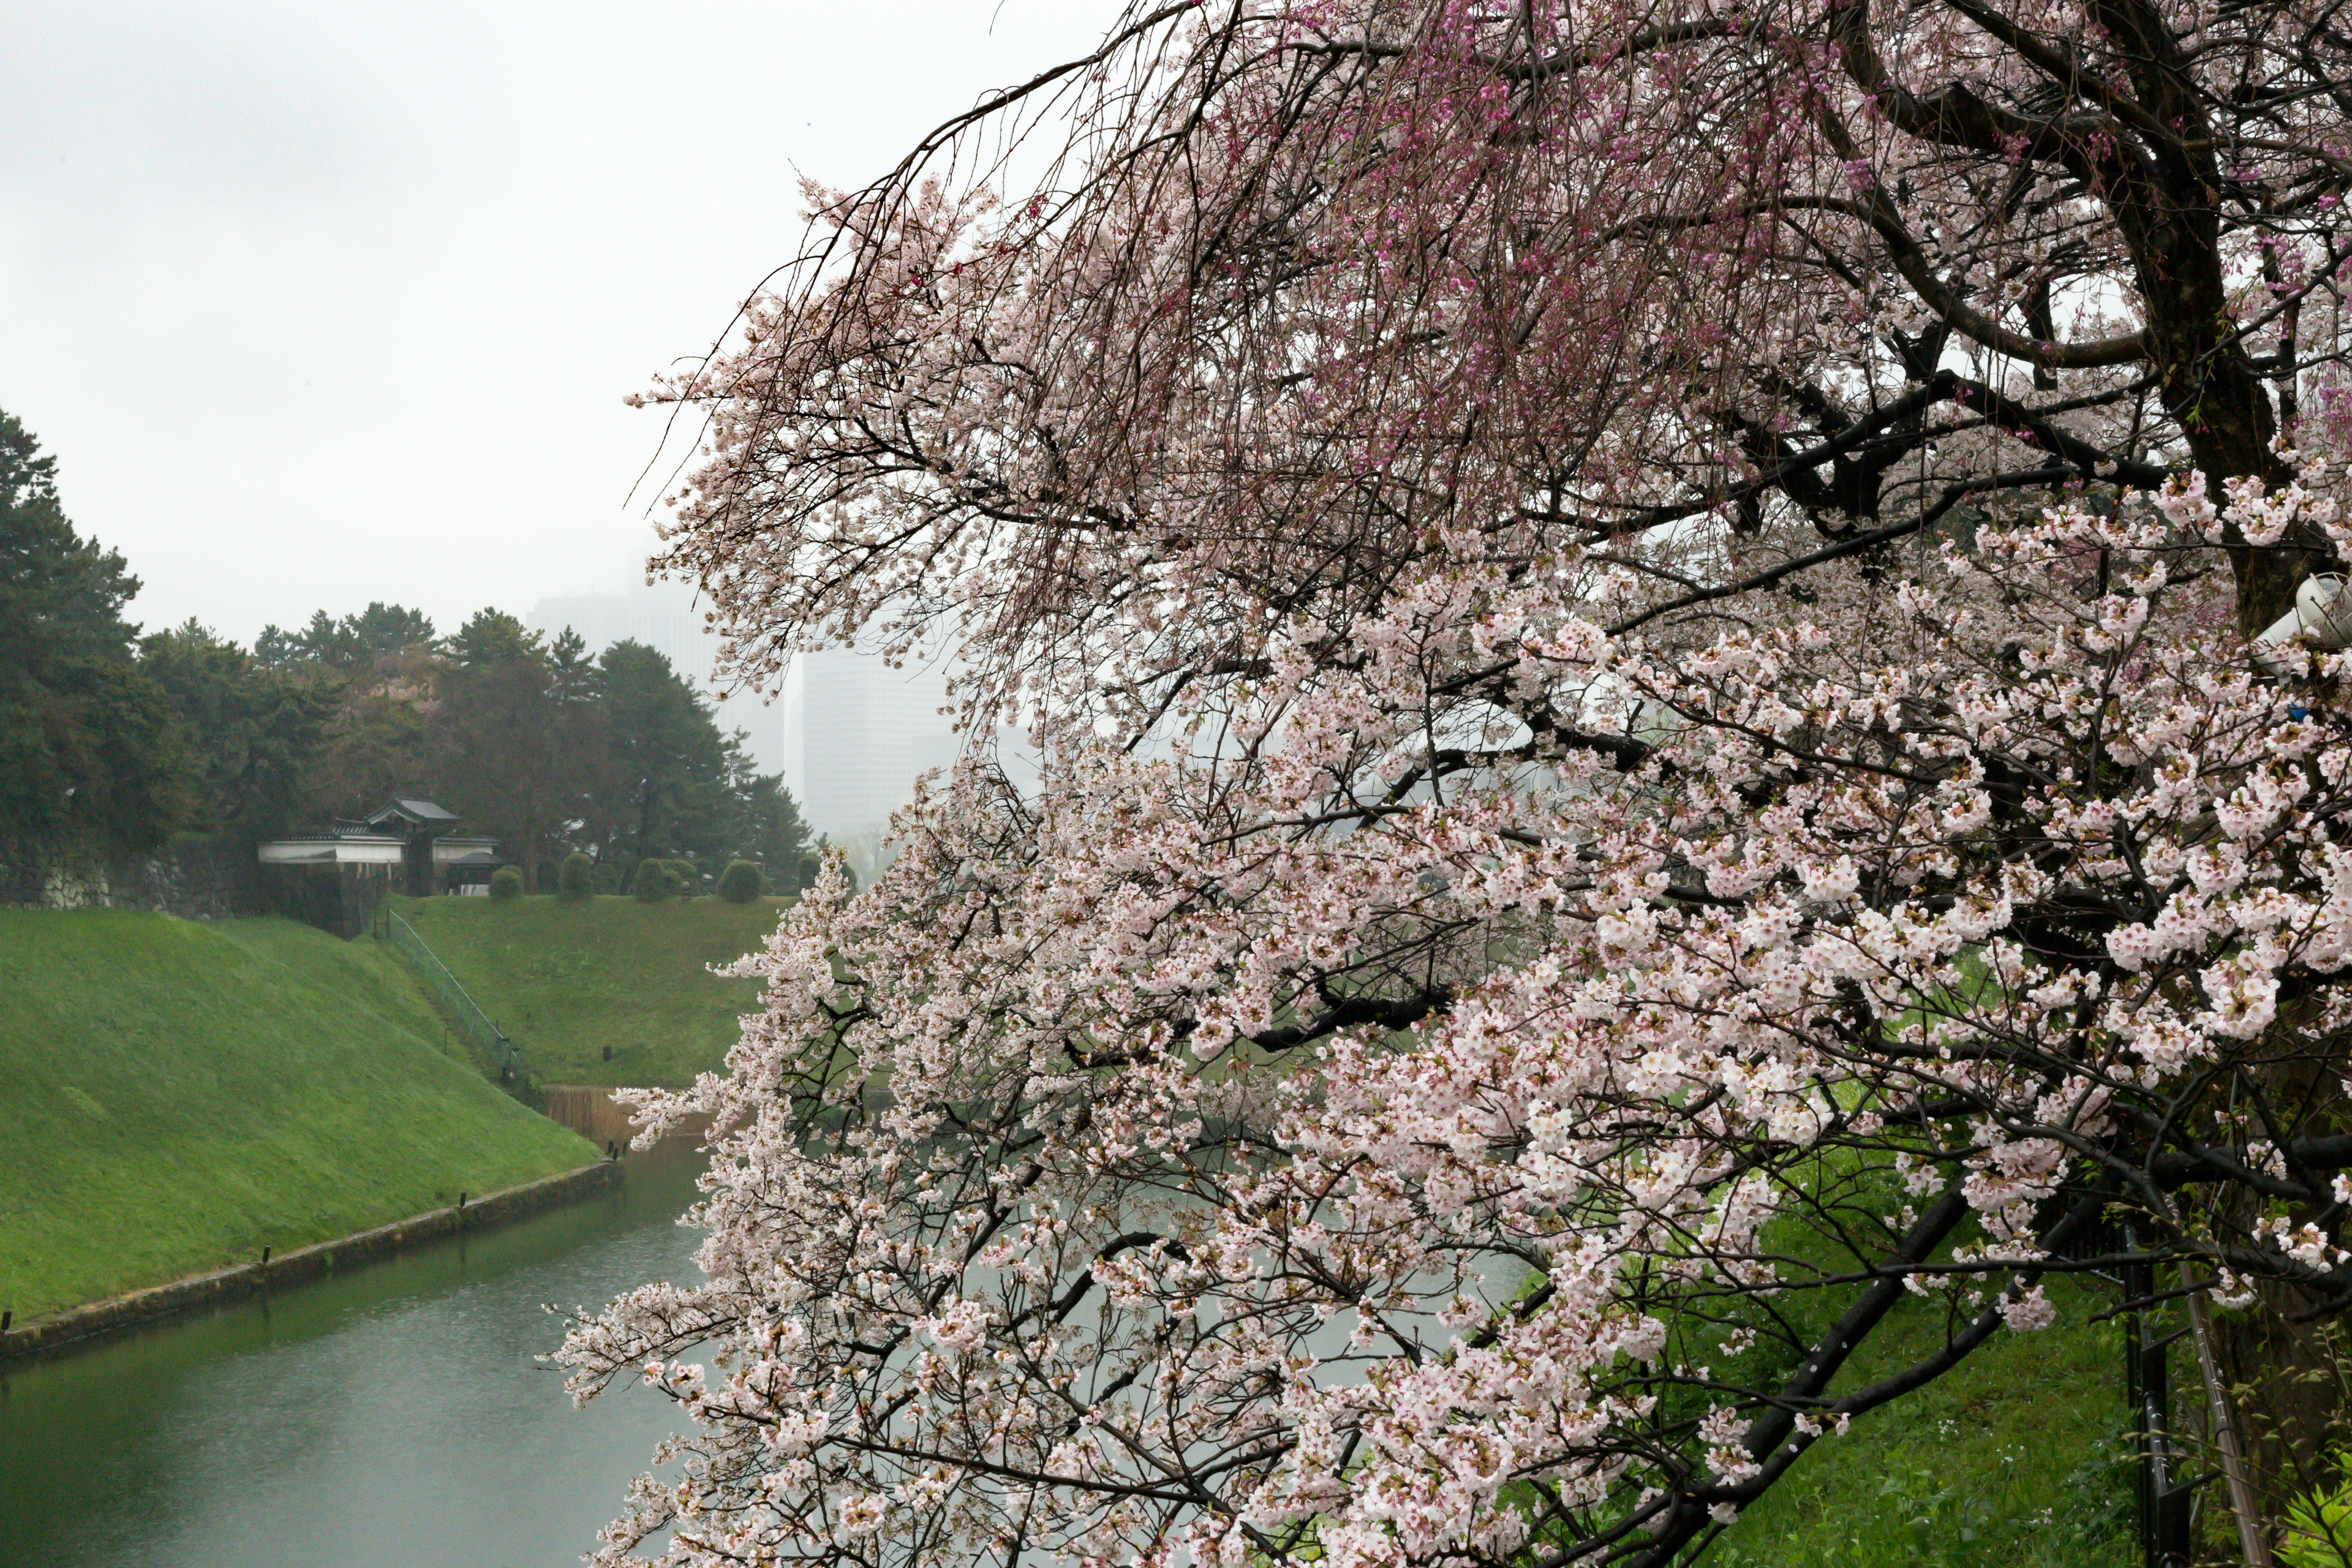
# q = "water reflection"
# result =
<box><xmin>0</xmin><ymin>1148</ymin><xmax>705</xmax><ymax>1568</ymax></box>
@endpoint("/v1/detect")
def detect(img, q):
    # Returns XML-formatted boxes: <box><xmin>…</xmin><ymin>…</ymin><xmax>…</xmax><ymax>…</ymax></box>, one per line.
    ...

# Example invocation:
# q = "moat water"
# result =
<box><xmin>0</xmin><ymin>1148</ymin><xmax>706</xmax><ymax>1567</ymax></box>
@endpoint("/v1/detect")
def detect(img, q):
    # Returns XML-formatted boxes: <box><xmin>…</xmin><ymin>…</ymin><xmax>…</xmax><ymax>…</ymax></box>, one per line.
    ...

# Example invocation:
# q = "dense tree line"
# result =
<box><xmin>1</xmin><ymin>409</ymin><xmax>808</xmax><ymax>891</ymax></box>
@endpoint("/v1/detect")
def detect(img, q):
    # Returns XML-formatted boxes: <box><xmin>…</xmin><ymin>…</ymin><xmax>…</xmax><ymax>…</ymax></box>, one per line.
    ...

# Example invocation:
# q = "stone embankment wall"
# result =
<box><xmin>541</xmin><ymin>1084</ymin><xmax>714</xmax><ymax>1149</ymax></box>
<box><xmin>0</xmin><ymin>1159</ymin><xmax>622</xmax><ymax>1365</ymax></box>
<box><xmin>0</xmin><ymin>839</ymin><xmax>261</xmax><ymax>919</ymax></box>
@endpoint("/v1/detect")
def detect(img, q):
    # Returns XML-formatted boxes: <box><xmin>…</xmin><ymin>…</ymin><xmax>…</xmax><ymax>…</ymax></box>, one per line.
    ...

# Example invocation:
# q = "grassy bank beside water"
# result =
<box><xmin>1712</xmin><ymin>1277</ymin><xmax>2133</xmax><ymax>1567</ymax></box>
<box><xmin>390</xmin><ymin>894</ymin><xmax>787</xmax><ymax>1088</ymax></box>
<box><xmin>0</xmin><ymin>910</ymin><xmax>597</xmax><ymax>1320</ymax></box>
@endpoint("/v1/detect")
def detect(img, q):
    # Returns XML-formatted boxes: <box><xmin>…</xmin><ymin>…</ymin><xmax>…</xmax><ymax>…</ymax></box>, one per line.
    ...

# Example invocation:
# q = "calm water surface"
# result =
<box><xmin>1</xmin><ymin>1150</ymin><xmax>706</xmax><ymax>1567</ymax></box>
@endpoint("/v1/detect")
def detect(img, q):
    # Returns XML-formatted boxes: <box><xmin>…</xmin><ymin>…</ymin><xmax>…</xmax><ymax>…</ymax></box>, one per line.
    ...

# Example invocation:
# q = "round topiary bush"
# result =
<box><xmin>557</xmin><ymin>851</ymin><xmax>595</xmax><ymax>902</ymax></box>
<box><xmin>631</xmin><ymin>861</ymin><xmax>675</xmax><ymax>903</ymax></box>
<box><xmin>665</xmin><ymin>858</ymin><xmax>704</xmax><ymax>897</ymax></box>
<box><xmin>717</xmin><ymin>859</ymin><xmax>763</xmax><ymax>903</ymax></box>
<box><xmin>796</xmin><ymin>851</ymin><xmax>823</xmax><ymax>892</ymax></box>
<box><xmin>489</xmin><ymin>866</ymin><xmax>524</xmax><ymax>902</ymax></box>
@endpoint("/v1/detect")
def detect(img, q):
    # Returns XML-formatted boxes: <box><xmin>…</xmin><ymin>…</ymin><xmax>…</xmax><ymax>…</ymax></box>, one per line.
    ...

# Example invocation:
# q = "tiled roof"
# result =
<box><xmin>366</xmin><ymin>796</ymin><xmax>461</xmax><ymax>826</ymax></box>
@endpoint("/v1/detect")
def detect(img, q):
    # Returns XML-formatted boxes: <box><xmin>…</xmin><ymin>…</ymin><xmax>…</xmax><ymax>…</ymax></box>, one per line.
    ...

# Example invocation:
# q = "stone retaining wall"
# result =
<box><xmin>541</xmin><ymin>1084</ymin><xmax>713</xmax><ymax>1148</ymax></box>
<box><xmin>0</xmin><ymin>838</ymin><xmax>262</xmax><ymax>920</ymax></box>
<box><xmin>0</xmin><ymin>1159</ymin><xmax>623</xmax><ymax>1365</ymax></box>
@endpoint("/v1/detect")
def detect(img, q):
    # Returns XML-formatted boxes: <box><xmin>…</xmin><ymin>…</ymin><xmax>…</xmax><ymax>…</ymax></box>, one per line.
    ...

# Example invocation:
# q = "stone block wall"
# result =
<box><xmin>0</xmin><ymin>839</ymin><xmax>264</xmax><ymax>920</ymax></box>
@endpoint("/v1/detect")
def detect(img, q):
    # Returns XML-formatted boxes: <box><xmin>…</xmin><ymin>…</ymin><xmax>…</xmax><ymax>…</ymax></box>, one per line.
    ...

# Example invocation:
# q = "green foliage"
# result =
<box><xmin>597</xmin><ymin>640</ymin><xmax>731</xmax><ymax>864</ymax></box>
<box><xmin>1</xmin><ymin>501</ymin><xmax>809</xmax><ymax>885</ymax></box>
<box><xmin>301</xmin><ymin>688</ymin><xmax>430</xmax><ymax>821</ymax></box>
<box><xmin>557</xmin><ymin>851</ymin><xmax>595</xmax><ymax>902</ymax></box>
<box><xmin>444</xmin><ymin>607</ymin><xmax>541</xmax><ymax>668</ymax></box>
<box><xmin>252</xmin><ymin>603</ymin><xmax>439</xmax><ymax>824</ymax></box>
<box><xmin>138</xmin><ymin>620</ymin><xmax>334</xmax><ymax>843</ymax></box>
<box><xmin>717</xmin><ymin>859</ymin><xmax>763</xmax><ymax>902</ymax></box>
<box><xmin>432</xmin><ymin>614</ymin><xmax>606</xmax><ymax>890</ymax></box>
<box><xmin>631</xmin><ymin>858</ymin><xmax>676</xmax><ymax>903</ymax></box>
<box><xmin>0</xmin><ymin>409</ymin><xmax>191</xmax><ymax>854</ymax></box>
<box><xmin>254</xmin><ymin>602</ymin><xmax>434</xmax><ymax>675</ymax></box>
<box><xmin>488</xmin><ymin>866</ymin><xmax>524</xmax><ymax>901</ymax></box>
<box><xmin>389</xmin><ymin>894</ymin><xmax>789</xmax><ymax>1087</ymax></box>
<box><xmin>724</xmin><ymin>732</ymin><xmax>811</xmax><ymax>875</ymax></box>
<box><xmin>2283</xmin><ymin>1457</ymin><xmax>2352</xmax><ymax>1568</ymax></box>
<box><xmin>0</xmin><ymin>910</ymin><xmax>594</xmax><ymax>1317</ymax></box>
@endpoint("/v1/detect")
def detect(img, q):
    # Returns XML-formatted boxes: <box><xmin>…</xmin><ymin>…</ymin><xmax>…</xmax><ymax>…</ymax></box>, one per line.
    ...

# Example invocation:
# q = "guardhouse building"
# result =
<box><xmin>258</xmin><ymin>796</ymin><xmax>499</xmax><ymax>933</ymax></box>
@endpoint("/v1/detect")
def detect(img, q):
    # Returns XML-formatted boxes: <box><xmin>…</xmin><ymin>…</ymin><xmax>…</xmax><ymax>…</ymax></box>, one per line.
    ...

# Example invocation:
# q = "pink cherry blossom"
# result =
<box><xmin>564</xmin><ymin>3</ymin><xmax>2352</xmax><ymax>1563</ymax></box>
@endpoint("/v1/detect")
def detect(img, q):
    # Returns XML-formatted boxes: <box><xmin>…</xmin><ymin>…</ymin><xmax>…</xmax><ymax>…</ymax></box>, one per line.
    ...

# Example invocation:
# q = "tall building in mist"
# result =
<box><xmin>781</xmin><ymin>649</ymin><xmax>961</xmax><ymax>842</ymax></box>
<box><xmin>525</xmin><ymin>582</ymin><xmax>784</xmax><ymax>772</ymax></box>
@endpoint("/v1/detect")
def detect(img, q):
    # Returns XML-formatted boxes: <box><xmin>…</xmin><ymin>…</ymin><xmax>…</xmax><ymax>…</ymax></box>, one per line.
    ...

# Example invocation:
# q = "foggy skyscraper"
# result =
<box><xmin>780</xmin><ymin>648</ymin><xmax>961</xmax><ymax>843</ymax></box>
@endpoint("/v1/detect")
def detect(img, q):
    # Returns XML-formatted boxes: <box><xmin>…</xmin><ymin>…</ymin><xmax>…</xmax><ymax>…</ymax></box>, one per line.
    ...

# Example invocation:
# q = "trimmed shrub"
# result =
<box><xmin>717</xmin><ymin>860</ymin><xmax>763</xmax><ymax>903</ymax></box>
<box><xmin>557</xmin><ymin>851</ymin><xmax>595</xmax><ymax>902</ymax></box>
<box><xmin>794</xmin><ymin>850</ymin><xmax>858</xmax><ymax>895</ymax></box>
<box><xmin>631</xmin><ymin>860</ymin><xmax>675</xmax><ymax>903</ymax></box>
<box><xmin>488</xmin><ymin>866</ymin><xmax>524</xmax><ymax>902</ymax></box>
<box><xmin>665</xmin><ymin>858</ymin><xmax>704</xmax><ymax>897</ymax></box>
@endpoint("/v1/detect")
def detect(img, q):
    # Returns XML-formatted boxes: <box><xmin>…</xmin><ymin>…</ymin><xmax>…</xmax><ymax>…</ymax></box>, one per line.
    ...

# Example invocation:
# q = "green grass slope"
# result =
<box><xmin>388</xmin><ymin>894</ymin><xmax>787</xmax><ymax>1087</ymax></box>
<box><xmin>0</xmin><ymin>910</ymin><xmax>598</xmax><ymax>1320</ymax></box>
<box><xmin>1713</xmin><ymin>1280</ymin><xmax>2133</xmax><ymax>1567</ymax></box>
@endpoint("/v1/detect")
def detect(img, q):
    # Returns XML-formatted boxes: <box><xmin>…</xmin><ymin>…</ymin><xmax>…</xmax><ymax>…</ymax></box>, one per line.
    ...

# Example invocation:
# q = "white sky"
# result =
<box><xmin>1</xmin><ymin>0</ymin><xmax>1109</xmax><ymax>646</ymax></box>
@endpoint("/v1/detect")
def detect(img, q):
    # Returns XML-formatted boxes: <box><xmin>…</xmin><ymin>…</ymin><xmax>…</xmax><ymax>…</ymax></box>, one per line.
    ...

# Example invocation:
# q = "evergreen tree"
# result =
<box><xmin>434</xmin><ymin>610</ymin><xmax>603</xmax><ymax>891</ymax></box>
<box><xmin>720</xmin><ymin>728</ymin><xmax>810</xmax><ymax>875</ymax></box>
<box><xmin>0</xmin><ymin>410</ymin><xmax>189</xmax><ymax>853</ymax></box>
<box><xmin>140</xmin><ymin>621</ymin><xmax>334</xmax><ymax>843</ymax></box>
<box><xmin>442</xmin><ymin>606</ymin><xmax>539</xmax><ymax>667</ymax></box>
<box><xmin>594</xmin><ymin>640</ymin><xmax>729</xmax><ymax>864</ymax></box>
<box><xmin>255</xmin><ymin>602</ymin><xmax>434</xmax><ymax>675</ymax></box>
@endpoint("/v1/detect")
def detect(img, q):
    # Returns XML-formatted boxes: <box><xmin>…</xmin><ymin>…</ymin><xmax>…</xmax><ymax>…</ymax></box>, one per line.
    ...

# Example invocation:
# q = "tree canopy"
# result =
<box><xmin>0</xmin><ymin>408</ymin><xmax>810</xmax><ymax>889</ymax></box>
<box><xmin>255</xmin><ymin>601</ymin><xmax>435</xmax><ymax>675</ymax></box>
<box><xmin>140</xmin><ymin>620</ymin><xmax>334</xmax><ymax>845</ymax></box>
<box><xmin>0</xmin><ymin>410</ymin><xmax>188</xmax><ymax>854</ymax></box>
<box><xmin>560</xmin><ymin>4</ymin><xmax>2352</xmax><ymax>1566</ymax></box>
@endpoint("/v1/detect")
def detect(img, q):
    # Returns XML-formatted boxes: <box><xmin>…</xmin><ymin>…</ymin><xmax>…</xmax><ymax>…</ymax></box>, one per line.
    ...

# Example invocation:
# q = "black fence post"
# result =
<box><xmin>2126</xmin><ymin>1229</ymin><xmax>2195</xmax><ymax>1568</ymax></box>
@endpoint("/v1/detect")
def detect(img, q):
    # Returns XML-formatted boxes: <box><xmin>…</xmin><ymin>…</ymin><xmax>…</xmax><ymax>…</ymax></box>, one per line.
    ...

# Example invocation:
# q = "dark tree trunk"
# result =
<box><xmin>2094</xmin><ymin>0</ymin><xmax>2323</xmax><ymax>637</ymax></box>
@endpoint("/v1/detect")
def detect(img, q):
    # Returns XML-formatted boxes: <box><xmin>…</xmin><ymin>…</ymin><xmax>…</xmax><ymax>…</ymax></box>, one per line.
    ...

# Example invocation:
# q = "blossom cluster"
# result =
<box><xmin>567</xmin><ymin>0</ymin><xmax>2352</xmax><ymax>1564</ymax></box>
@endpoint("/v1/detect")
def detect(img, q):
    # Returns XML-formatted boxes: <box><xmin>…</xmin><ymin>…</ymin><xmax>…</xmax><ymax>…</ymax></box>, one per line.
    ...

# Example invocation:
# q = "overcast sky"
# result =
<box><xmin>1</xmin><ymin>0</ymin><xmax>1106</xmax><ymax>647</ymax></box>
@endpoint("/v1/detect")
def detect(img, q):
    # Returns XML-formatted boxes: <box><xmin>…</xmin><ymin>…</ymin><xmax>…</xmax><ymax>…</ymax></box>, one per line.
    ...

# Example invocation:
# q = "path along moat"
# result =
<box><xmin>1</xmin><ymin>1147</ymin><xmax>704</xmax><ymax>1567</ymax></box>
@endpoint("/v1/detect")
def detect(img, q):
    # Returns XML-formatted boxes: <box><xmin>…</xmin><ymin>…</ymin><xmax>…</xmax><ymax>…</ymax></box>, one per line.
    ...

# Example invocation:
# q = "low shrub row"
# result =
<box><xmin>484</xmin><ymin>853</ymin><xmax>777</xmax><ymax>904</ymax></box>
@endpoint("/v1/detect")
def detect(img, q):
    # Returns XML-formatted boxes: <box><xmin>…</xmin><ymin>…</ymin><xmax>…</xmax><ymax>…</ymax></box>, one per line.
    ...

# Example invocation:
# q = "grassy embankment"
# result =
<box><xmin>0</xmin><ymin>909</ymin><xmax>598</xmax><ymax>1321</ymax></box>
<box><xmin>390</xmin><ymin>893</ymin><xmax>789</xmax><ymax>1087</ymax></box>
<box><xmin>1711</xmin><ymin>1278</ymin><xmax>2132</xmax><ymax>1567</ymax></box>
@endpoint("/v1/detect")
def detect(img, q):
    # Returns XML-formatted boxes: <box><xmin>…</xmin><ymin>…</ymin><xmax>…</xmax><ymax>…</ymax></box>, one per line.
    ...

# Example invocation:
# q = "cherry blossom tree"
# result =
<box><xmin>563</xmin><ymin>1</ymin><xmax>2352</xmax><ymax>1562</ymax></box>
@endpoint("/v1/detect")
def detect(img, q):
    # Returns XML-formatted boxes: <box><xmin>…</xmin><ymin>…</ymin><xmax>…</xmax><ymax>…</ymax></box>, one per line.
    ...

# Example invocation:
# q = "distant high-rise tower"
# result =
<box><xmin>526</xmin><ymin>582</ymin><xmax>783</xmax><ymax>772</ymax></box>
<box><xmin>780</xmin><ymin>649</ymin><xmax>960</xmax><ymax>842</ymax></box>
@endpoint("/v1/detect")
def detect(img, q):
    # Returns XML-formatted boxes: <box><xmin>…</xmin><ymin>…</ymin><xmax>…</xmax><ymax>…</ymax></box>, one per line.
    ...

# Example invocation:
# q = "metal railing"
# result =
<box><xmin>380</xmin><ymin>908</ymin><xmax>526</xmax><ymax>1085</ymax></box>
